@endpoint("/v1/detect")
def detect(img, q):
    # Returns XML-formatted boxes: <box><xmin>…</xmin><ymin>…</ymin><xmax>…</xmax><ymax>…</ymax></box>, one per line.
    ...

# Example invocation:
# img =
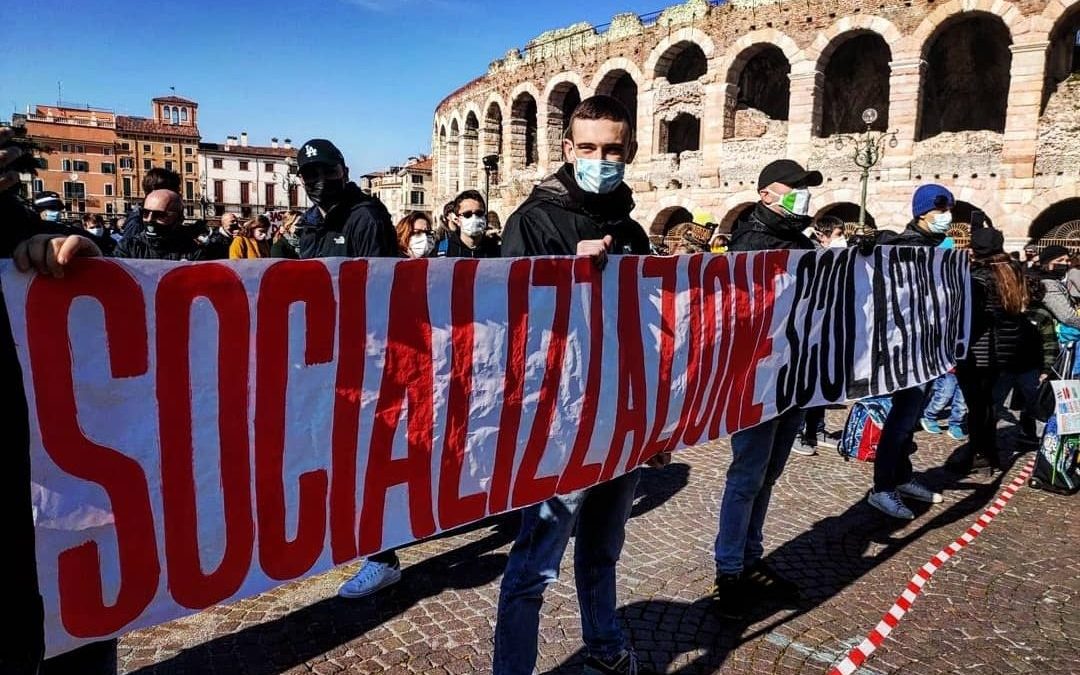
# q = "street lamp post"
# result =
<box><xmin>482</xmin><ymin>154</ymin><xmax>499</xmax><ymax>209</ymax></box>
<box><xmin>833</xmin><ymin>108</ymin><xmax>898</xmax><ymax>236</ymax></box>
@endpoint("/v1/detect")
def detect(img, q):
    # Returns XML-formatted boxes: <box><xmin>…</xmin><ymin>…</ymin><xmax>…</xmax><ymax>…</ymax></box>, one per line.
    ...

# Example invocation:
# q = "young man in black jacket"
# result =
<box><xmin>292</xmin><ymin>139</ymin><xmax>404</xmax><ymax>599</ymax></box>
<box><xmin>114</xmin><ymin>189</ymin><xmax>221</xmax><ymax>260</ymax></box>
<box><xmin>710</xmin><ymin>160</ymin><xmax>820</xmax><ymax>620</ymax></box>
<box><xmin>863</xmin><ymin>185</ymin><xmax>952</xmax><ymax>519</ymax></box>
<box><xmin>294</xmin><ymin>138</ymin><xmax>397</xmax><ymax>259</ymax></box>
<box><xmin>495</xmin><ymin>96</ymin><xmax>656</xmax><ymax>675</ymax></box>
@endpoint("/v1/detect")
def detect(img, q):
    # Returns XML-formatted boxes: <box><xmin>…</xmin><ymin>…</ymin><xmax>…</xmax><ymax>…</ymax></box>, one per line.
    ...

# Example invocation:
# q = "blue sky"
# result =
<box><xmin>1</xmin><ymin>0</ymin><xmax>673</xmax><ymax>173</ymax></box>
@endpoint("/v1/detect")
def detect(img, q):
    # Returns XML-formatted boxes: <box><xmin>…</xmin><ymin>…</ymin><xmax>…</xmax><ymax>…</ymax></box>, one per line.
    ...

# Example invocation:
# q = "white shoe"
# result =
<box><xmin>867</xmin><ymin>490</ymin><xmax>915</xmax><ymax>520</ymax></box>
<box><xmin>337</xmin><ymin>560</ymin><xmax>402</xmax><ymax>599</ymax></box>
<box><xmin>897</xmin><ymin>480</ymin><xmax>943</xmax><ymax>504</ymax></box>
<box><xmin>791</xmin><ymin>437</ymin><xmax>817</xmax><ymax>456</ymax></box>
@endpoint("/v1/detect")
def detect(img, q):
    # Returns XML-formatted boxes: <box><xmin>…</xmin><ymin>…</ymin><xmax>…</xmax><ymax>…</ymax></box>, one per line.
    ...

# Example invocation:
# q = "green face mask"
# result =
<box><xmin>770</xmin><ymin>188</ymin><xmax>812</xmax><ymax>216</ymax></box>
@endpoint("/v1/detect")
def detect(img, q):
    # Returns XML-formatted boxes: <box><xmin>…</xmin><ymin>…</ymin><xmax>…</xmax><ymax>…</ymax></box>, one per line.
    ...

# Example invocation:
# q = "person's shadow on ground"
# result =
<box><xmin>544</xmin><ymin>452</ymin><xmax>1024</xmax><ymax>674</ymax></box>
<box><xmin>130</xmin><ymin>463</ymin><xmax>691</xmax><ymax>674</ymax></box>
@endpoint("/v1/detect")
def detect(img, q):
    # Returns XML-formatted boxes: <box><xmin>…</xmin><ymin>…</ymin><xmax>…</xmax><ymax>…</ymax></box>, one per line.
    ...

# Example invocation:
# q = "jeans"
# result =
<box><xmin>493</xmin><ymin>470</ymin><xmax>640</xmax><ymax>675</ymax></box>
<box><xmin>923</xmin><ymin>373</ymin><xmax>967</xmax><ymax>427</ymax></box>
<box><xmin>873</xmin><ymin>385</ymin><xmax>927</xmax><ymax>493</ymax></box>
<box><xmin>714</xmin><ymin>408</ymin><xmax>805</xmax><ymax>576</ymax></box>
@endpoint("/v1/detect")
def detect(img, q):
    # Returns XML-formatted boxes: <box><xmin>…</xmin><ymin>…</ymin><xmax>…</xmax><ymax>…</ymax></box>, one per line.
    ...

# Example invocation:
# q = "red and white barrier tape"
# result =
<box><xmin>827</xmin><ymin>459</ymin><xmax>1036</xmax><ymax>675</ymax></box>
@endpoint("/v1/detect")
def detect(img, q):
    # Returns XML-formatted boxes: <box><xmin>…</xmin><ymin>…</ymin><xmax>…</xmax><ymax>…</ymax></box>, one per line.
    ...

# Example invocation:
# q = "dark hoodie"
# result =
<box><xmin>298</xmin><ymin>182</ymin><xmax>397</xmax><ymax>259</ymax></box>
<box><xmin>728</xmin><ymin>202</ymin><xmax>815</xmax><ymax>252</ymax></box>
<box><xmin>501</xmin><ymin>163</ymin><xmax>650</xmax><ymax>257</ymax></box>
<box><xmin>114</xmin><ymin>226</ymin><xmax>214</xmax><ymax>260</ymax></box>
<box><xmin>444</xmin><ymin>230</ymin><xmax>501</xmax><ymax>258</ymax></box>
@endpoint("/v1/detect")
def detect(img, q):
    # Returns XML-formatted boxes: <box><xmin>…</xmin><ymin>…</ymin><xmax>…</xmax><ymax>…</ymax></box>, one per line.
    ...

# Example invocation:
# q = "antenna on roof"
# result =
<box><xmin>170</xmin><ymin>85</ymin><xmax>176</xmax><ymax>93</ymax></box>
<box><xmin>57</xmin><ymin>81</ymin><xmax>62</xmax><ymax>106</ymax></box>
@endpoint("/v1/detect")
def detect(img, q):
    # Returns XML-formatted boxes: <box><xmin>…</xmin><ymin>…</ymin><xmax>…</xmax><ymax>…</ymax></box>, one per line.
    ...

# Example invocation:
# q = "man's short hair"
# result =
<box><xmin>814</xmin><ymin>215</ymin><xmax>845</xmax><ymax>235</ymax></box>
<box><xmin>453</xmin><ymin>189</ymin><xmax>486</xmax><ymax>213</ymax></box>
<box><xmin>143</xmin><ymin>167</ymin><xmax>181</xmax><ymax>195</ymax></box>
<box><xmin>566</xmin><ymin>95</ymin><xmax>634</xmax><ymax>143</ymax></box>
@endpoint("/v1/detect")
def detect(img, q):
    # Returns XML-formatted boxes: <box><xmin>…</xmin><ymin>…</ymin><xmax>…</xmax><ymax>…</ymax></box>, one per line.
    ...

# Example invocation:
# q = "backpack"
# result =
<box><xmin>1030</xmin><ymin>416</ymin><xmax>1080</xmax><ymax>494</ymax></box>
<box><xmin>838</xmin><ymin>397</ymin><xmax>893</xmax><ymax>462</ymax></box>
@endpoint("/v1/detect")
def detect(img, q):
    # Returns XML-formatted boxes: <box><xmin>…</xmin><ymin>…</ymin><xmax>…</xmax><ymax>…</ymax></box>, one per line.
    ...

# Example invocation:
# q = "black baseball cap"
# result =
<box><xmin>757</xmin><ymin>159</ymin><xmax>823</xmax><ymax>191</ymax></box>
<box><xmin>296</xmin><ymin>139</ymin><xmax>345</xmax><ymax>169</ymax></box>
<box><xmin>33</xmin><ymin>191</ymin><xmax>65</xmax><ymax>212</ymax></box>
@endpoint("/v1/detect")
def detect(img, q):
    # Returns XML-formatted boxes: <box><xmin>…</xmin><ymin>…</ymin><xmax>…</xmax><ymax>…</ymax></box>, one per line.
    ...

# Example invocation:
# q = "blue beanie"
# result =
<box><xmin>912</xmin><ymin>184</ymin><xmax>955</xmax><ymax>218</ymax></box>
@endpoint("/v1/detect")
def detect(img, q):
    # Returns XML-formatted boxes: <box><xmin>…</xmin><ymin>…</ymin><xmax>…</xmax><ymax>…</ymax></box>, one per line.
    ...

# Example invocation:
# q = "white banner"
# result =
<box><xmin>0</xmin><ymin>247</ymin><xmax>969</xmax><ymax>656</ymax></box>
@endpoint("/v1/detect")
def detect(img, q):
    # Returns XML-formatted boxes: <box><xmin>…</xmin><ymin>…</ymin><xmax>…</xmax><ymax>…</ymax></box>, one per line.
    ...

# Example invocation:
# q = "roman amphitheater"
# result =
<box><xmin>432</xmin><ymin>0</ymin><xmax>1080</xmax><ymax>250</ymax></box>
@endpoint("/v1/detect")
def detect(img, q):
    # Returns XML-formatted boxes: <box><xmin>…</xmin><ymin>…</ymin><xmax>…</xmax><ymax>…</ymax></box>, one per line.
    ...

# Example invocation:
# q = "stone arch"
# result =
<box><xmin>911</xmin><ymin>0</ymin><xmax>1024</xmax><ymax>51</ymax></box>
<box><xmin>437</xmin><ymin>123</ymin><xmax>448</xmax><ymax>196</ymax></box>
<box><xmin>544</xmin><ymin>77</ymin><xmax>584</xmax><ymax>165</ymax></box>
<box><xmin>719</xmin><ymin>198</ymin><xmax>756</xmax><ymax>232</ymax></box>
<box><xmin>815</xmin><ymin>201</ymin><xmax>878</xmax><ymax>231</ymax></box>
<box><xmin>482</xmin><ymin>98</ymin><xmax>504</xmax><ymax>179</ymax></box>
<box><xmin>659</xmin><ymin>113</ymin><xmax>701</xmax><ymax>154</ymax></box>
<box><xmin>812</xmin><ymin>29</ymin><xmax>893</xmax><ymax>137</ymax></box>
<box><xmin>1042</xmin><ymin>2</ymin><xmax>1080</xmax><ymax>112</ymax></box>
<box><xmin>654</xmin><ymin>41</ymin><xmax>708</xmax><ymax>83</ymax></box>
<box><xmin>447</xmin><ymin>117</ymin><xmax>461</xmax><ymax>194</ymax></box>
<box><xmin>722</xmin><ymin>40</ymin><xmax>794</xmax><ymax>139</ymax></box>
<box><xmin>645</xmin><ymin>196</ymin><xmax>699</xmax><ymax>235</ymax></box>
<box><xmin>510</xmin><ymin>85</ymin><xmax>540</xmax><ymax>170</ymax></box>
<box><xmin>1032</xmin><ymin>199</ymin><xmax>1080</xmax><ymax>249</ymax></box>
<box><xmin>917</xmin><ymin>11</ymin><xmax>1014</xmax><ymax>140</ymax></box>
<box><xmin>651</xmin><ymin>205</ymin><xmax>695</xmax><ymax>236</ymax></box>
<box><xmin>1018</xmin><ymin>182</ymin><xmax>1080</xmax><ymax>236</ymax></box>
<box><xmin>463</xmin><ymin>110</ymin><xmax>481</xmax><ymax>191</ymax></box>
<box><xmin>807</xmin><ymin>15</ymin><xmax>904</xmax><ymax>64</ymax></box>
<box><xmin>645</xmin><ymin>27</ymin><xmax>717</xmax><ymax>77</ymax></box>
<box><xmin>593</xmin><ymin>61</ymin><xmax>641</xmax><ymax>135</ymax></box>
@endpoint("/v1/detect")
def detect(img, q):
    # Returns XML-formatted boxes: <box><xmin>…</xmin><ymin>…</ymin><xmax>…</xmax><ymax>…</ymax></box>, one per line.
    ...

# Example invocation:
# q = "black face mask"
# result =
<box><xmin>305</xmin><ymin>178</ymin><xmax>346</xmax><ymax>208</ymax></box>
<box><xmin>1040</xmin><ymin>266</ymin><xmax>1067</xmax><ymax>281</ymax></box>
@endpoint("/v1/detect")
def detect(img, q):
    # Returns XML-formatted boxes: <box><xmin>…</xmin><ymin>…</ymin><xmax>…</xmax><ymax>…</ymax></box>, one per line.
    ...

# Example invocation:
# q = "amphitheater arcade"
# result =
<box><xmin>432</xmin><ymin>0</ymin><xmax>1080</xmax><ymax>249</ymax></box>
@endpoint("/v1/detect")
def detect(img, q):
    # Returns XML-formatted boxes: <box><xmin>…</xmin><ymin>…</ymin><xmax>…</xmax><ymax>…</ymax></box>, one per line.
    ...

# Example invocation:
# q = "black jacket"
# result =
<box><xmin>968</xmin><ymin>263</ymin><xmax>1040</xmax><ymax>372</ymax></box>
<box><xmin>298</xmin><ymin>183</ymin><xmax>397</xmax><ymax>259</ymax></box>
<box><xmin>202</xmin><ymin>229</ymin><xmax>233</xmax><ymax>260</ymax></box>
<box><xmin>728</xmin><ymin>202</ymin><xmax>816</xmax><ymax>252</ymax></box>
<box><xmin>501</xmin><ymin>163</ymin><xmax>651</xmax><ymax>256</ymax></box>
<box><xmin>876</xmin><ymin>219</ymin><xmax>946</xmax><ymax>248</ymax></box>
<box><xmin>271</xmin><ymin>237</ymin><xmax>300</xmax><ymax>259</ymax></box>
<box><xmin>114</xmin><ymin>228</ymin><xmax>218</xmax><ymax>260</ymax></box>
<box><xmin>444</xmin><ymin>231</ymin><xmax>501</xmax><ymax>258</ymax></box>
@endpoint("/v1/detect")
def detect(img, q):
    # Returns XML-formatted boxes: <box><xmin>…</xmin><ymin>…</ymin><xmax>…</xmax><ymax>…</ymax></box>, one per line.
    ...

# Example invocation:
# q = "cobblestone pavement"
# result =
<box><xmin>119</xmin><ymin>413</ymin><xmax>1079</xmax><ymax>674</ymax></box>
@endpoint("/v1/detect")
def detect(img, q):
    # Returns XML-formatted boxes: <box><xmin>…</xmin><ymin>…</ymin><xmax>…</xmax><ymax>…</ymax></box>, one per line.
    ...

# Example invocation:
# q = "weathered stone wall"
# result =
<box><xmin>433</xmin><ymin>0</ymin><xmax>1080</xmax><ymax>246</ymax></box>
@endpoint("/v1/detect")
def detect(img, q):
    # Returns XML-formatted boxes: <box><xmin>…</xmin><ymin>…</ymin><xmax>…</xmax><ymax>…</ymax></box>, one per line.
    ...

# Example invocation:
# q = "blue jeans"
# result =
<box><xmin>924</xmin><ymin>373</ymin><xmax>967</xmax><ymax>427</ymax></box>
<box><xmin>874</xmin><ymin>385</ymin><xmax>928</xmax><ymax>492</ymax></box>
<box><xmin>493</xmin><ymin>470</ymin><xmax>640</xmax><ymax>675</ymax></box>
<box><xmin>714</xmin><ymin>408</ymin><xmax>805</xmax><ymax>576</ymax></box>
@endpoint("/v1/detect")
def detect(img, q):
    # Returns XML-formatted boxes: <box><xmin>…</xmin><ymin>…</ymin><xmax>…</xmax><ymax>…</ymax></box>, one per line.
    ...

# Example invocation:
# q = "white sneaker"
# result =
<box><xmin>337</xmin><ymin>560</ymin><xmax>402</xmax><ymax>599</ymax></box>
<box><xmin>897</xmin><ymin>480</ymin><xmax>943</xmax><ymax>504</ymax></box>
<box><xmin>791</xmin><ymin>437</ymin><xmax>817</xmax><ymax>456</ymax></box>
<box><xmin>867</xmin><ymin>490</ymin><xmax>915</xmax><ymax>520</ymax></box>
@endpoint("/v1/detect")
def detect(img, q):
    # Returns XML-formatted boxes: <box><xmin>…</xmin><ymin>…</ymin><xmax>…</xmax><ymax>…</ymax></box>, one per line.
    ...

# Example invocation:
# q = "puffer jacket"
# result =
<box><xmin>728</xmin><ymin>202</ymin><xmax>815</xmax><ymax>252</ymax></box>
<box><xmin>968</xmin><ymin>262</ymin><xmax>1040</xmax><ymax>372</ymax></box>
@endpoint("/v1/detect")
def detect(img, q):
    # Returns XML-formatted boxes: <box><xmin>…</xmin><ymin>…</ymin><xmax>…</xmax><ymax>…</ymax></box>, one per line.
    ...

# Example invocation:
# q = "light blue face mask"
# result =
<box><xmin>42</xmin><ymin>210</ymin><xmax>61</xmax><ymax>222</ymax></box>
<box><xmin>574</xmin><ymin>158</ymin><xmax>625</xmax><ymax>194</ymax></box>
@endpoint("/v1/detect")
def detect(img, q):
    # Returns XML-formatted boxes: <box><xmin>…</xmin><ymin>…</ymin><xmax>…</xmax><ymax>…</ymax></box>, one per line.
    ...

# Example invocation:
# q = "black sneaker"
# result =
<box><xmin>583</xmin><ymin>649</ymin><xmax>654</xmax><ymax>675</ymax></box>
<box><xmin>709</xmin><ymin>572</ymin><xmax>749</xmax><ymax>620</ymax></box>
<box><xmin>742</xmin><ymin>561</ymin><xmax>800</xmax><ymax>603</ymax></box>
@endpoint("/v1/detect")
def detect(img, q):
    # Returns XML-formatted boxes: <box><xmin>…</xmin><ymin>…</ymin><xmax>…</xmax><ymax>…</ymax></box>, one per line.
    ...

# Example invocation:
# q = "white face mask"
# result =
<box><xmin>409</xmin><ymin>233</ymin><xmax>434</xmax><ymax>257</ymax></box>
<box><xmin>926</xmin><ymin>211</ymin><xmax>953</xmax><ymax>234</ymax></box>
<box><xmin>87</xmin><ymin>226</ymin><xmax>104</xmax><ymax>237</ymax></box>
<box><xmin>769</xmin><ymin>188</ymin><xmax>812</xmax><ymax>217</ymax></box>
<box><xmin>828</xmin><ymin>236</ymin><xmax>848</xmax><ymax>249</ymax></box>
<box><xmin>460</xmin><ymin>215</ymin><xmax>486</xmax><ymax>238</ymax></box>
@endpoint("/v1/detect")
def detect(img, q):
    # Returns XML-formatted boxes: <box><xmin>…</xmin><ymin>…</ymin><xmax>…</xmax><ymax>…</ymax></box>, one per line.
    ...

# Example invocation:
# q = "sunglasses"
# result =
<box><xmin>140</xmin><ymin>208</ymin><xmax>174</xmax><ymax>221</ymax></box>
<box><xmin>458</xmin><ymin>210</ymin><xmax>485</xmax><ymax>219</ymax></box>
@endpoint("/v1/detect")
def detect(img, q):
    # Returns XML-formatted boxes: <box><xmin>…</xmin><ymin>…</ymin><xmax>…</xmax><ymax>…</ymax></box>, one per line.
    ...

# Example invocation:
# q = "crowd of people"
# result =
<box><xmin>0</xmin><ymin>91</ymin><xmax>1075</xmax><ymax>675</ymax></box>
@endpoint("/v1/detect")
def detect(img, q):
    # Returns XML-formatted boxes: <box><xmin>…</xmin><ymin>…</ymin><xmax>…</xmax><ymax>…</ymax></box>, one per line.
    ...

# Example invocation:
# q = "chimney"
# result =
<box><xmin>240</xmin><ymin>131</ymin><xmax>248</xmax><ymax>147</ymax></box>
<box><xmin>283</xmin><ymin>138</ymin><xmax>292</xmax><ymax>150</ymax></box>
<box><xmin>226</xmin><ymin>135</ymin><xmax>237</xmax><ymax>148</ymax></box>
<box><xmin>271</xmin><ymin>137</ymin><xmax>279</xmax><ymax>149</ymax></box>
